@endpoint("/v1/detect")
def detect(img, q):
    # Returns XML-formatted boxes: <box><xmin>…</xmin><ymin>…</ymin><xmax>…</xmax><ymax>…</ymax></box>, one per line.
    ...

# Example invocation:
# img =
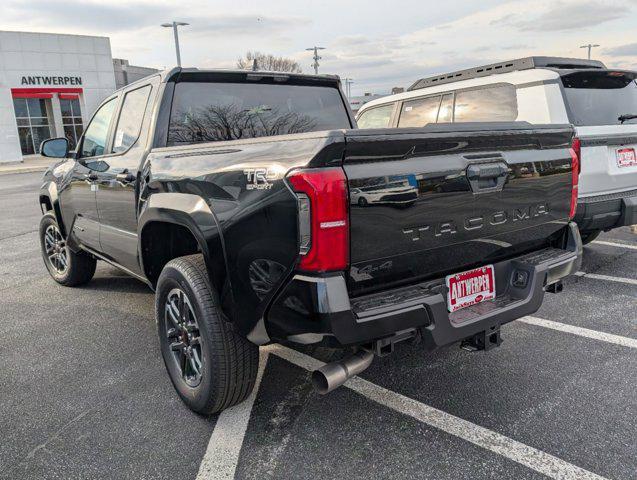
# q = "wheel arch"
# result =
<box><xmin>39</xmin><ymin>181</ymin><xmax>67</xmax><ymax>237</ymax></box>
<box><xmin>138</xmin><ymin>193</ymin><xmax>230</xmax><ymax>297</ymax></box>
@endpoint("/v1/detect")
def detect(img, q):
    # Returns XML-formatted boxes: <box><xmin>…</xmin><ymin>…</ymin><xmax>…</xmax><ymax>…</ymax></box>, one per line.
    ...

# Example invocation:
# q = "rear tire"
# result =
<box><xmin>580</xmin><ymin>229</ymin><xmax>601</xmax><ymax>245</ymax></box>
<box><xmin>156</xmin><ymin>254</ymin><xmax>259</xmax><ymax>414</ymax></box>
<box><xmin>39</xmin><ymin>213</ymin><xmax>96</xmax><ymax>287</ymax></box>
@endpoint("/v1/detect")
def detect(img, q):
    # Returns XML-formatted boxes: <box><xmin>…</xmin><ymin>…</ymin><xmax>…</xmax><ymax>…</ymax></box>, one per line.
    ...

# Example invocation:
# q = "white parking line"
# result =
<box><xmin>196</xmin><ymin>351</ymin><xmax>269</xmax><ymax>480</ymax></box>
<box><xmin>199</xmin><ymin>315</ymin><xmax>634</xmax><ymax>479</ymax></box>
<box><xmin>575</xmin><ymin>271</ymin><xmax>637</xmax><ymax>286</ymax></box>
<box><xmin>520</xmin><ymin>317</ymin><xmax>637</xmax><ymax>349</ymax></box>
<box><xmin>592</xmin><ymin>240</ymin><xmax>637</xmax><ymax>250</ymax></box>
<box><xmin>271</xmin><ymin>345</ymin><xmax>608</xmax><ymax>480</ymax></box>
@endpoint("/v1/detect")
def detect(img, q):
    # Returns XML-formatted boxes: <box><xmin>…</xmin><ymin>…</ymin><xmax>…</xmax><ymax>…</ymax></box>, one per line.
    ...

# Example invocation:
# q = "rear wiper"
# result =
<box><xmin>618</xmin><ymin>114</ymin><xmax>637</xmax><ymax>124</ymax></box>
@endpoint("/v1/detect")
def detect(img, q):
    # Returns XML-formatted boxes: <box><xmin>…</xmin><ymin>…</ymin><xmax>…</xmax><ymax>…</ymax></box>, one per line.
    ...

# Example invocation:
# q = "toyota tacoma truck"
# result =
<box><xmin>38</xmin><ymin>68</ymin><xmax>582</xmax><ymax>414</ymax></box>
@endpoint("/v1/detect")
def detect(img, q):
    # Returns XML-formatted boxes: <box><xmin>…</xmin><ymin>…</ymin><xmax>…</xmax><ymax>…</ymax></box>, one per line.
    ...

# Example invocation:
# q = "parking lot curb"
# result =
<box><xmin>0</xmin><ymin>166</ymin><xmax>48</xmax><ymax>175</ymax></box>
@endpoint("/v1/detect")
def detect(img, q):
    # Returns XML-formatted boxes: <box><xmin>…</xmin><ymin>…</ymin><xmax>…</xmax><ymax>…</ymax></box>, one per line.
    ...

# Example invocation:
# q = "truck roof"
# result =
<box><xmin>160</xmin><ymin>67</ymin><xmax>340</xmax><ymax>84</ymax></box>
<box><xmin>114</xmin><ymin>67</ymin><xmax>342</xmax><ymax>95</ymax></box>
<box><xmin>407</xmin><ymin>56</ymin><xmax>606</xmax><ymax>91</ymax></box>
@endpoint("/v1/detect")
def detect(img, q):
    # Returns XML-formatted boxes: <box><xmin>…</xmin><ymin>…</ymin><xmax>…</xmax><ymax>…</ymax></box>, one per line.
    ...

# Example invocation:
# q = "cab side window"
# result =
<box><xmin>454</xmin><ymin>84</ymin><xmax>518</xmax><ymax>122</ymax></box>
<box><xmin>80</xmin><ymin>98</ymin><xmax>117</xmax><ymax>158</ymax></box>
<box><xmin>398</xmin><ymin>96</ymin><xmax>441</xmax><ymax>127</ymax></box>
<box><xmin>357</xmin><ymin>104</ymin><xmax>394</xmax><ymax>128</ymax></box>
<box><xmin>111</xmin><ymin>85</ymin><xmax>152</xmax><ymax>153</ymax></box>
<box><xmin>437</xmin><ymin>94</ymin><xmax>454</xmax><ymax>123</ymax></box>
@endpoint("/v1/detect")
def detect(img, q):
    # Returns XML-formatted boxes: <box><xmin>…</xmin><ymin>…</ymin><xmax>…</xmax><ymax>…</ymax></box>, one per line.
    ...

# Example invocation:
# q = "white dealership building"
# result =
<box><xmin>0</xmin><ymin>30</ymin><xmax>156</xmax><ymax>164</ymax></box>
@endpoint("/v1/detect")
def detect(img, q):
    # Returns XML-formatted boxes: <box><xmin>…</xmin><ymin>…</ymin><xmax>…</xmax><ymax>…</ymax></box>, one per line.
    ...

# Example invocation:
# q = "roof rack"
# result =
<box><xmin>407</xmin><ymin>56</ymin><xmax>607</xmax><ymax>91</ymax></box>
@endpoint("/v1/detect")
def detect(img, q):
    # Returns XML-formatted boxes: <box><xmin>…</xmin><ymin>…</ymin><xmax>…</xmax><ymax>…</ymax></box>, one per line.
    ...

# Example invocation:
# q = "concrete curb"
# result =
<box><xmin>0</xmin><ymin>166</ymin><xmax>48</xmax><ymax>176</ymax></box>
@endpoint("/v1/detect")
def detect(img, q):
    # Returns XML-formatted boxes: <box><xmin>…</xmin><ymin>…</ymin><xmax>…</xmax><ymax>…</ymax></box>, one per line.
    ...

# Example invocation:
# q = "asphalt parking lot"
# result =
<box><xmin>1</xmin><ymin>171</ymin><xmax>635</xmax><ymax>480</ymax></box>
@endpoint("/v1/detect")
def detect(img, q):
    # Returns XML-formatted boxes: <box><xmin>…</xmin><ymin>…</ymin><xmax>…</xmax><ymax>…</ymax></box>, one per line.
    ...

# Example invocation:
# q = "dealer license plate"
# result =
<box><xmin>445</xmin><ymin>265</ymin><xmax>496</xmax><ymax>313</ymax></box>
<box><xmin>616</xmin><ymin>148</ymin><xmax>637</xmax><ymax>168</ymax></box>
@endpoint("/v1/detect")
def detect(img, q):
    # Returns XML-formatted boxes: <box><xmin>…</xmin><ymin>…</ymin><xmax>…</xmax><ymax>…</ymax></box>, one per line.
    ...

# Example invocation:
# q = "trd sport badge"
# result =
<box><xmin>244</xmin><ymin>168</ymin><xmax>276</xmax><ymax>190</ymax></box>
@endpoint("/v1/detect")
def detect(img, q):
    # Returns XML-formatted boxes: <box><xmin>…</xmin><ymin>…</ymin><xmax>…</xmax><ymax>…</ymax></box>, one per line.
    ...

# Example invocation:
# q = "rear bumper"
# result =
<box><xmin>574</xmin><ymin>189</ymin><xmax>637</xmax><ymax>232</ymax></box>
<box><xmin>267</xmin><ymin>223</ymin><xmax>582</xmax><ymax>350</ymax></box>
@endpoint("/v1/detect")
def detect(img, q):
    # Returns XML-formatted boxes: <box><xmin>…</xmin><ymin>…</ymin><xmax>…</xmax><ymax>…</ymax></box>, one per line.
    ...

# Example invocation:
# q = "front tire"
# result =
<box><xmin>39</xmin><ymin>213</ymin><xmax>96</xmax><ymax>286</ymax></box>
<box><xmin>156</xmin><ymin>254</ymin><xmax>259</xmax><ymax>414</ymax></box>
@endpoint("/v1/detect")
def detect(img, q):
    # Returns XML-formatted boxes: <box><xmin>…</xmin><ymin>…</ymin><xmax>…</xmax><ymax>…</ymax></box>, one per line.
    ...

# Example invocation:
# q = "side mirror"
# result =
<box><xmin>40</xmin><ymin>138</ymin><xmax>69</xmax><ymax>159</ymax></box>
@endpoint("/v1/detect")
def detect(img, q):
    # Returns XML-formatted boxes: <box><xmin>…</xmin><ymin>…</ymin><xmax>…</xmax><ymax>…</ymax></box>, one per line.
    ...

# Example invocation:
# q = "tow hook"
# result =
<box><xmin>460</xmin><ymin>324</ymin><xmax>502</xmax><ymax>352</ymax></box>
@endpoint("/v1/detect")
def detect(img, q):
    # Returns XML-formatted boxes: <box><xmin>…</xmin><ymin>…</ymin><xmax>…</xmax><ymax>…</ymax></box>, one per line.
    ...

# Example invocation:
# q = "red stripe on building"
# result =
<box><xmin>13</xmin><ymin>92</ymin><xmax>53</xmax><ymax>99</ymax></box>
<box><xmin>11</xmin><ymin>87</ymin><xmax>83</xmax><ymax>98</ymax></box>
<box><xmin>58</xmin><ymin>94</ymin><xmax>79</xmax><ymax>100</ymax></box>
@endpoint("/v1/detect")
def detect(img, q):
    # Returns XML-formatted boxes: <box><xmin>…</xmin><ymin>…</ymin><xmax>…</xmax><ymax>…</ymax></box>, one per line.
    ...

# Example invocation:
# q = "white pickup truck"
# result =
<box><xmin>356</xmin><ymin>57</ymin><xmax>637</xmax><ymax>243</ymax></box>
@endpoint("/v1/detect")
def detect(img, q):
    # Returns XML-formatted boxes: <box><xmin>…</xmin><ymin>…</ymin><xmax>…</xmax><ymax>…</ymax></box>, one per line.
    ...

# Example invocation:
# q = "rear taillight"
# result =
<box><xmin>287</xmin><ymin>167</ymin><xmax>349</xmax><ymax>272</ymax></box>
<box><xmin>569</xmin><ymin>137</ymin><xmax>580</xmax><ymax>219</ymax></box>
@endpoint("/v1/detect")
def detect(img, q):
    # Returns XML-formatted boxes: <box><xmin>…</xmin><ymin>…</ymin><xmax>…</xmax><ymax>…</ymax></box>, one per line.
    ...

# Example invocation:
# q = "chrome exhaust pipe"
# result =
<box><xmin>311</xmin><ymin>350</ymin><xmax>374</xmax><ymax>394</ymax></box>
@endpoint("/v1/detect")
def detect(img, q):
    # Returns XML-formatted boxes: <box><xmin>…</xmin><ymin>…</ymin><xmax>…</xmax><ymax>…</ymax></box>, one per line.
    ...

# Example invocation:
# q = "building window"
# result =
<box><xmin>60</xmin><ymin>98</ymin><xmax>84</xmax><ymax>150</ymax></box>
<box><xmin>13</xmin><ymin>98</ymin><xmax>53</xmax><ymax>155</ymax></box>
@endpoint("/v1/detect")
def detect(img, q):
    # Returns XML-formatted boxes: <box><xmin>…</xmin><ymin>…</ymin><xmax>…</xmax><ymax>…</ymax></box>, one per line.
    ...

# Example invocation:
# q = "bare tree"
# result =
<box><xmin>168</xmin><ymin>102</ymin><xmax>317</xmax><ymax>145</ymax></box>
<box><xmin>237</xmin><ymin>51</ymin><xmax>302</xmax><ymax>73</ymax></box>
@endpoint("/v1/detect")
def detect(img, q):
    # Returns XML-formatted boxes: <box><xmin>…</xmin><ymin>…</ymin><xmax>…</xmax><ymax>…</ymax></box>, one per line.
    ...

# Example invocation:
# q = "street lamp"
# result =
<box><xmin>579</xmin><ymin>43</ymin><xmax>600</xmax><ymax>60</ymax></box>
<box><xmin>161</xmin><ymin>21</ymin><xmax>189</xmax><ymax>67</ymax></box>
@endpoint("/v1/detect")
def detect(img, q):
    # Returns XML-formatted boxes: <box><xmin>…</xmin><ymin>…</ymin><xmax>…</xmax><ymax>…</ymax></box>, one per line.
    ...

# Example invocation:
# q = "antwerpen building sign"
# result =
<box><xmin>20</xmin><ymin>76</ymin><xmax>83</xmax><ymax>86</ymax></box>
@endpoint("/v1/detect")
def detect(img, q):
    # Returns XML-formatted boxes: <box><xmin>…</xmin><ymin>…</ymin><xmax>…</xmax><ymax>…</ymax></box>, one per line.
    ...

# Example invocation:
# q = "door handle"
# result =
<box><xmin>116</xmin><ymin>172</ymin><xmax>136</xmax><ymax>184</ymax></box>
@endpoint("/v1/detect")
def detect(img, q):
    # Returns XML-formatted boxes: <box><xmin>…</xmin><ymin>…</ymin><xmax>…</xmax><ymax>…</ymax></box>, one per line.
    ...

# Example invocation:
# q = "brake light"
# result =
<box><xmin>569</xmin><ymin>137</ymin><xmax>580</xmax><ymax>219</ymax></box>
<box><xmin>287</xmin><ymin>168</ymin><xmax>349</xmax><ymax>272</ymax></box>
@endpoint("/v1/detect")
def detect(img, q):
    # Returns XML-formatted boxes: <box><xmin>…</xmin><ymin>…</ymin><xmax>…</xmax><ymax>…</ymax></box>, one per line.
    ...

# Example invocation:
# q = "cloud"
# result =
<box><xmin>503</xmin><ymin>1</ymin><xmax>629</xmax><ymax>32</ymax></box>
<box><xmin>4</xmin><ymin>0</ymin><xmax>174</xmax><ymax>32</ymax></box>
<box><xmin>2</xmin><ymin>0</ymin><xmax>636</xmax><ymax>95</ymax></box>
<box><xmin>3</xmin><ymin>0</ymin><xmax>310</xmax><ymax>37</ymax></box>
<box><xmin>501</xmin><ymin>44</ymin><xmax>534</xmax><ymax>50</ymax></box>
<box><xmin>604</xmin><ymin>42</ymin><xmax>637</xmax><ymax>56</ymax></box>
<box><xmin>184</xmin><ymin>14</ymin><xmax>310</xmax><ymax>36</ymax></box>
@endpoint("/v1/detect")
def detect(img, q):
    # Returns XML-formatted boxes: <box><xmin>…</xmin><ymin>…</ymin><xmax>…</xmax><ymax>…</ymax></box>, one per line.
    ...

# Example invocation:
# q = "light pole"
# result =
<box><xmin>162</xmin><ymin>21</ymin><xmax>189</xmax><ymax>67</ymax></box>
<box><xmin>579</xmin><ymin>43</ymin><xmax>600</xmax><ymax>60</ymax></box>
<box><xmin>344</xmin><ymin>78</ymin><xmax>354</xmax><ymax>98</ymax></box>
<box><xmin>306</xmin><ymin>46</ymin><xmax>326</xmax><ymax>74</ymax></box>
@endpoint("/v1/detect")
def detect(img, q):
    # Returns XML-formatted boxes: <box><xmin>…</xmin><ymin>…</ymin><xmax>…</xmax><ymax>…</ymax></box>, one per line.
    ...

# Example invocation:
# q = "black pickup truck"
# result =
<box><xmin>38</xmin><ymin>68</ymin><xmax>582</xmax><ymax>414</ymax></box>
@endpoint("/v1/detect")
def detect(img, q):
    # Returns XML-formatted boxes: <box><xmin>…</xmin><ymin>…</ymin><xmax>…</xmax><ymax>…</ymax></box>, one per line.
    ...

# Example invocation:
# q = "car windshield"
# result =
<box><xmin>561</xmin><ymin>70</ymin><xmax>637</xmax><ymax>126</ymax></box>
<box><xmin>168</xmin><ymin>81</ymin><xmax>351</xmax><ymax>145</ymax></box>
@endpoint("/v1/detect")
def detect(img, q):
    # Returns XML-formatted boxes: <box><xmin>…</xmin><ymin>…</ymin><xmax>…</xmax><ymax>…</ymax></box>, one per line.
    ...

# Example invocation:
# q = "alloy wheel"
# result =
<box><xmin>44</xmin><ymin>224</ymin><xmax>68</xmax><ymax>274</ymax></box>
<box><xmin>165</xmin><ymin>288</ymin><xmax>203</xmax><ymax>388</ymax></box>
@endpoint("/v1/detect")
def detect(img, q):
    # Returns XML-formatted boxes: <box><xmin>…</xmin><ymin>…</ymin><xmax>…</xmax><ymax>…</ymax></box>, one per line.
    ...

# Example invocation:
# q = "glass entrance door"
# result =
<box><xmin>12</xmin><ymin>98</ymin><xmax>53</xmax><ymax>155</ymax></box>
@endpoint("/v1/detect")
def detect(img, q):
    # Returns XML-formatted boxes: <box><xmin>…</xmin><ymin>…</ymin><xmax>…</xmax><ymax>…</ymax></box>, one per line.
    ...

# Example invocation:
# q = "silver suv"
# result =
<box><xmin>356</xmin><ymin>57</ymin><xmax>637</xmax><ymax>243</ymax></box>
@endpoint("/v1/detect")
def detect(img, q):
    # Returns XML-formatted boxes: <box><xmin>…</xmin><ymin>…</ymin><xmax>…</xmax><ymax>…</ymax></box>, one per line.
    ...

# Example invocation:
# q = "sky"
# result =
<box><xmin>2</xmin><ymin>0</ymin><xmax>637</xmax><ymax>95</ymax></box>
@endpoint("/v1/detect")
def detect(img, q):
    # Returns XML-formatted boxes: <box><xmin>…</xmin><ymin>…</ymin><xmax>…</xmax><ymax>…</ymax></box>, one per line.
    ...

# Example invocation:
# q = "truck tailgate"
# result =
<box><xmin>343</xmin><ymin>123</ymin><xmax>575</xmax><ymax>296</ymax></box>
<box><xmin>576</xmin><ymin>125</ymin><xmax>637</xmax><ymax>197</ymax></box>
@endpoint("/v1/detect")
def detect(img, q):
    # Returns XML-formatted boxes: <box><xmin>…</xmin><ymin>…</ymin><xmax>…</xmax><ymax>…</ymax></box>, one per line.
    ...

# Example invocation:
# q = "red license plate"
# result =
<box><xmin>616</xmin><ymin>148</ymin><xmax>637</xmax><ymax>168</ymax></box>
<box><xmin>445</xmin><ymin>265</ymin><xmax>496</xmax><ymax>313</ymax></box>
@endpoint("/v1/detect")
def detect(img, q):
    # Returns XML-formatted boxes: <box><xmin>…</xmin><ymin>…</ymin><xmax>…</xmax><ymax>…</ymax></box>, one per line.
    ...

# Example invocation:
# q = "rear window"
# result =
<box><xmin>454</xmin><ymin>84</ymin><xmax>518</xmax><ymax>122</ymax></box>
<box><xmin>561</xmin><ymin>71</ymin><xmax>637</xmax><ymax>126</ymax></box>
<box><xmin>357</xmin><ymin>104</ymin><xmax>394</xmax><ymax>128</ymax></box>
<box><xmin>167</xmin><ymin>82</ymin><xmax>351</xmax><ymax>145</ymax></box>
